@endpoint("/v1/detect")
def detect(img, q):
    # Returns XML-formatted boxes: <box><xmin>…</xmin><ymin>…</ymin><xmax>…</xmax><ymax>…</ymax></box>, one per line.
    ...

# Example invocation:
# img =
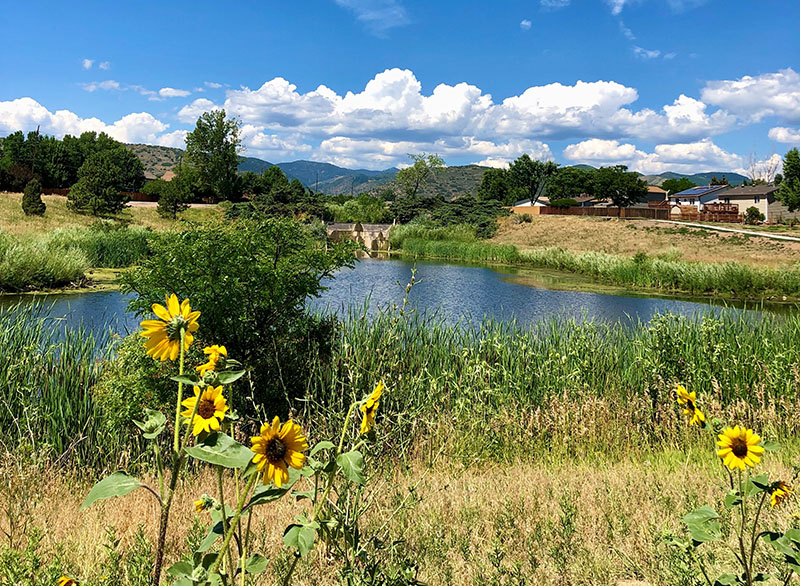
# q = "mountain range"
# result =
<box><xmin>126</xmin><ymin>144</ymin><xmax>749</xmax><ymax>198</ymax></box>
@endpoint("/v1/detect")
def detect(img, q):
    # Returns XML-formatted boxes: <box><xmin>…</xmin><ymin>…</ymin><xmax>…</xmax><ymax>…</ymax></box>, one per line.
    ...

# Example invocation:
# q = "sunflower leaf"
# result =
<box><xmin>171</xmin><ymin>375</ymin><xmax>200</xmax><ymax>386</ymax></box>
<box><xmin>245</xmin><ymin>554</ymin><xmax>268</xmax><ymax>574</ymax></box>
<box><xmin>184</xmin><ymin>432</ymin><xmax>254</xmax><ymax>469</ymax></box>
<box><xmin>682</xmin><ymin>506</ymin><xmax>721</xmax><ymax>545</ymax></box>
<box><xmin>198</xmin><ymin>521</ymin><xmax>224</xmax><ymax>552</ymax></box>
<box><xmin>81</xmin><ymin>472</ymin><xmax>143</xmax><ymax>510</ymax></box>
<box><xmin>310</xmin><ymin>441</ymin><xmax>335</xmax><ymax>457</ymax></box>
<box><xmin>763</xmin><ymin>441</ymin><xmax>781</xmax><ymax>452</ymax></box>
<box><xmin>216</xmin><ymin>370</ymin><xmax>245</xmax><ymax>385</ymax></box>
<box><xmin>336</xmin><ymin>450</ymin><xmax>365</xmax><ymax>485</ymax></box>
<box><xmin>132</xmin><ymin>408</ymin><xmax>166</xmax><ymax>440</ymax></box>
<box><xmin>283</xmin><ymin>524</ymin><xmax>316</xmax><ymax>557</ymax></box>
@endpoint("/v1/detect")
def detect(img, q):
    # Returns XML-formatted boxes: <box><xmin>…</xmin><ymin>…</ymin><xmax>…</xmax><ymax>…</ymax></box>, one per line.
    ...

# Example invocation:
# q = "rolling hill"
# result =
<box><xmin>125</xmin><ymin>144</ymin><xmax>750</xmax><ymax>198</ymax></box>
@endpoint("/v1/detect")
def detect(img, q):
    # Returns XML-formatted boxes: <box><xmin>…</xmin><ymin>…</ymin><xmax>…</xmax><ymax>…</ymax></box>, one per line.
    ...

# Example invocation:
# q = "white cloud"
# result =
<box><xmin>82</xmin><ymin>59</ymin><xmax>94</xmax><ymax>70</ymax></box>
<box><xmin>540</xmin><ymin>0</ymin><xmax>570</xmax><ymax>8</ymax></box>
<box><xmin>157</xmin><ymin>87</ymin><xmax>191</xmax><ymax>98</ymax></box>
<box><xmin>619</xmin><ymin>21</ymin><xmax>636</xmax><ymax>40</ymax></box>
<box><xmin>82</xmin><ymin>80</ymin><xmax>121</xmax><ymax>92</ymax></box>
<box><xmin>563</xmin><ymin>137</ymin><xmax>743</xmax><ymax>174</ymax></box>
<box><xmin>99</xmin><ymin>61</ymin><xmax>111</xmax><ymax>70</ymax></box>
<box><xmin>177</xmin><ymin>98</ymin><xmax>222</xmax><ymax>123</ymax></box>
<box><xmin>155</xmin><ymin>130</ymin><xmax>189</xmax><ymax>148</ymax></box>
<box><xmin>663</xmin><ymin>52</ymin><xmax>677</xmax><ymax>60</ymax></box>
<box><xmin>334</xmin><ymin>0</ymin><xmax>409</xmax><ymax>35</ymax></box>
<box><xmin>701</xmin><ymin>68</ymin><xmax>800</xmax><ymax>124</ymax></box>
<box><xmin>606</xmin><ymin>0</ymin><xmax>630</xmax><ymax>15</ymax></box>
<box><xmin>633</xmin><ymin>46</ymin><xmax>660</xmax><ymax>60</ymax></box>
<box><xmin>0</xmin><ymin>97</ymin><xmax>171</xmax><ymax>144</ymax></box>
<box><xmin>769</xmin><ymin>127</ymin><xmax>800</xmax><ymax>145</ymax></box>
<box><xmin>204</xmin><ymin>81</ymin><xmax>223</xmax><ymax>89</ymax></box>
<box><xmin>520</xmin><ymin>19</ymin><xmax>532</xmax><ymax>30</ymax></box>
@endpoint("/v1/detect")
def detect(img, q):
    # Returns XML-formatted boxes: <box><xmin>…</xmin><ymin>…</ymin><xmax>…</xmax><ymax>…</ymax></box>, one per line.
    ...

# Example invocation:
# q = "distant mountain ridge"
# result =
<box><xmin>125</xmin><ymin>144</ymin><xmax>749</xmax><ymax>197</ymax></box>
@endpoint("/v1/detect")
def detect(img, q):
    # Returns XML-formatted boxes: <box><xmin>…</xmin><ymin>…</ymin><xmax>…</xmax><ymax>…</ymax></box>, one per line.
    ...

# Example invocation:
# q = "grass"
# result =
<box><xmin>0</xmin><ymin>193</ymin><xmax>221</xmax><ymax>236</ymax></box>
<box><xmin>394</xmin><ymin>226</ymin><xmax>800</xmax><ymax>299</ymax></box>
<box><xmin>491</xmin><ymin>215</ymin><xmax>800</xmax><ymax>268</ymax></box>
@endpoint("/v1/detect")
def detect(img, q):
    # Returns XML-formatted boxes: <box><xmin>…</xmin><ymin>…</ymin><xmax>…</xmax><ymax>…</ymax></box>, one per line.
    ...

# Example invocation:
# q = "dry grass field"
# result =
<box><xmin>0</xmin><ymin>193</ymin><xmax>221</xmax><ymax>236</ymax></box>
<box><xmin>491</xmin><ymin>215</ymin><xmax>800</xmax><ymax>268</ymax></box>
<box><xmin>10</xmin><ymin>452</ymin><xmax>796</xmax><ymax>586</ymax></box>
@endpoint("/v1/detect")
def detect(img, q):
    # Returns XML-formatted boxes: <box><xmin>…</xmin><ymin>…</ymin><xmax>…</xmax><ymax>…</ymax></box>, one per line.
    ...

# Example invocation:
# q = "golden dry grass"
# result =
<box><xmin>7</xmin><ymin>451</ymin><xmax>799</xmax><ymax>586</ymax></box>
<box><xmin>491</xmin><ymin>215</ymin><xmax>800</xmax><ymax>268</ymax></box>
<box><xmin>0</xmin><ymin>193</ymin><xmax>221</xmax><ymax>236</ymax></box>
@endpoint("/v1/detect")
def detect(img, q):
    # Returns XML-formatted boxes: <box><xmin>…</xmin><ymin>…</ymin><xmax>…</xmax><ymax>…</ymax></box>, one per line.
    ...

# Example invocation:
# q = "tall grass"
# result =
<box><xmin>304</xmin><ymin>307</ymin><xmax>800</xmax><ymax>459</ymax></box>
<box><xmin>388</xmin><ymin>223</ymin><xmax>478</xmax><ymax>248</ymax></box>
<box><xmin>0</xmin><ymin>225</ymin><xmax>153</xmax><ymax>291</ymax></box>
<box><xmin>0</xmin><ymin>302</ymin><xmax>118</xmax><ymax>466</ymax></box>
<box><xmin>394</xmin><ymin>230</ymin><xmax>800</xmax><ymax>298</ymax></box>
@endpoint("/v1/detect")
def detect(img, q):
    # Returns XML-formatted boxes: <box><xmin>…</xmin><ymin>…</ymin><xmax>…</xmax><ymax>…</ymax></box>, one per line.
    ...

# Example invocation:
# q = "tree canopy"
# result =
<box><xmin>396</xmin><ymin>153</ymin><xmax>445</xmax><ymax>198</ymax></box>
<box><xmin>508</xmin><ymin>155</ymin><xmax>559</xmax><ymax>204</ymax></box>
<box><xmin>184</xmin><ymin>109</ymin><xmax>243</xmax><ymax>201</ymax></box>
<box><xmin>661</xmin><ymin>177</ymin><xmax>697</xmax><ymax>194</ymax></box>
<box><xmin>67</xmin><ymin>147</ymin><xmax>145</xmax><ymax>216</ymax></box>
<box><xmin>777</xmin><ymin>148</ymin><xmax>800</xmax><ymax>211</ymax></box>
<box><xmin>594</xmin><ymin>165</ymin><xmax>648</xmax><ymax>214</ymax></box>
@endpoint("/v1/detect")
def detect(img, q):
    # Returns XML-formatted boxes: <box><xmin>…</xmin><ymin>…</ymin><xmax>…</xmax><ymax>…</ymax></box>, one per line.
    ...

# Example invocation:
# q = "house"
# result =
<box><xmin>668</xmin><ymin>185</ymin><xmax>730</xmax><ymax>216</ymax></box>
<box><xmin>161</xmin><ymin>170</ymin><xmax>177</xmax><ymax>182</ymax></box>
<box><xmin>720</xmin><ymin>185</ymin><xmax>797</xmax><ymax>223</ymax></box>
<box><xmin>645</xmin><ymin>185</ymin><xmax>668</xmax><ymax>203</ymax></box>
<box><xmin>512</xmin><ymin>197</ymin><xmax>550</xmax><ymax>207</ymax></box>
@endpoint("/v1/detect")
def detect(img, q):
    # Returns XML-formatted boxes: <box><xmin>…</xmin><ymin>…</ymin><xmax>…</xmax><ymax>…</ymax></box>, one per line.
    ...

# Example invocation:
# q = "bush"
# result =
<box><xmin>549</xmin><ymin>198</ymin><xmax>578</xmax><ymax>208</ymax></box>
<box><xmin>67</xmin><ymin>147</ymin><xmax>144</xmax><ymax>216</ymax></box>
<box><xmin>21</xmin><ymin>179</ymin><xmax>45</xmax><ymax>216</ymax></box>
<box><xmin>119</xmin><ymin>218</ymin><xmax>358</xmax><ymax>413</ymax></box>
<box><xmin>744</xmin><ymin>206</ymin><xmax>765</xmax><ymax>225</ymax></box>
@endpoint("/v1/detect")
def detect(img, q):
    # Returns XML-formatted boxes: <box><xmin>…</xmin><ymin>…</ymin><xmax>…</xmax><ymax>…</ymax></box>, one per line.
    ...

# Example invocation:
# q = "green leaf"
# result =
<box><xmin>683</xmin><ymin>506</ymin><xmax>720</xmax><ymax>525</ymax></box>
<box><xmin>293</xmin><ymin>490</ymin><xmax>314</xmax><ymax>502</ymax></box>
<box><xmin>245</xmin><ymin>554</ymin><xmax>268</xmax><ymax>574</ymax></box>
<box><xmin>310</xmin><ymin>441</ymin><xmax>335</xmax><ymax>457</ymax></box>
<box><xmin>283</xmin><ymin>524</ymin><xmax>316</xmax><ymax>557</ymax></box>
<box><xmin>748</xmin><ymin>474</ymin><xmax>771</xmax><ymax>495</ymax></box>
<box><xmin>763</xmin><ymin>441</ymin><xmax>781</xmax><ymax>452</ymax></box>
<box><xmin>198</xmin><ymin>521</ymin><xmax>224</xmax><ymax>552</ymax></box>
<box><xmin>184</xmin><ymin>432</ymin><xmax>254</xmax><ymax>469</ymax></box>
<box><xmin>166</xmin><ymin>561</ymin><xmax>193</xmax><ymax>578</ymax></box>
<box><xmin>336</xmin><ymin>450</ymin><xmax>365</xmax><ymax>485</ymax></box>
<box><xmin>682</xmin><ymin>506</ymin><xmax>721</xmax><ymax>545</ymax></box>
<box><xmin>713</xmin><ymin>574</ymin><xmax>743</xmax><ymax>586</ymax></box>
<box><xmin>132</xmin><ymin>408</ymin><xmax>166</xmax><ymax>440</ymax></box>
<box><xmin>216</xmin><ymin>370</ymin><xmax>245</xmax><ymax>385</ymax></box>
<box><xmin>724</xmin><ymin>490</ymin><xmax>743</xmax><ymax>510</ymax></box>
<box><xmin>247</xmin><ymin>485</ymin><xmax>289</xmax><ymax>507</ymax></box>
<box><xmin>171</xmin><ymin>375</ymin><xmax>200</xmax><ymax>386</ymax></box>
<box><xmin>81</xmin><ymin>472</ymin><xmax>143</xmax><ymax>510</ymax></box>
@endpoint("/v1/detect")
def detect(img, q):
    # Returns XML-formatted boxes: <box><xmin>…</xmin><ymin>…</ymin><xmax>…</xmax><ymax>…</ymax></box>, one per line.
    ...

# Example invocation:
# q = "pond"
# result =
<box><xmin>0</xmin><ymin>256</ymin><xmax>789</xmax><ymax>338</ymax></box>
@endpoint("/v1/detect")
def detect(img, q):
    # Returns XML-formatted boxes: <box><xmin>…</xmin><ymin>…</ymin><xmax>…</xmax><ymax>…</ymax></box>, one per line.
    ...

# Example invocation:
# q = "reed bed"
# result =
<box><xmin>395</xmin><ymin>233</ymin><xmax>800</xmax><ymax>298</ymax></box>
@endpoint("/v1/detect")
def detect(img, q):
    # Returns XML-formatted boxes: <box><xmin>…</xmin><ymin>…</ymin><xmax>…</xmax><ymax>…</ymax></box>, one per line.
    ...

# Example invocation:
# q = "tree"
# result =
<box><xmin>184</xmin><ymin>109</ymin><xmax>243</xmax><ymax>201</ymax></box>
<box><xmin>508</xmin><ymin>154</ymin><xmax>559</xmax><ymax>204</ymax></box>
<box><xmin>594</xmin><ymin>165</ymin><xmax>648</xmax><ymax>216</ymax></box>
<box><xmin>546</xmin><ymin>166</ymin><xmax>595</xmax><ymax>201</ymax></box>
<box><xmin>777</xmin><ymin>148</ymin><xmax>800</xmax><ymax>211</ymax></box>
<box><xmin>396</xmin><ymin>153</ymin><xmax>445</xmax><ymax>198</ymax></box>
<box><xmin>21</xmin><ymin>178</ymin><xmax>46</xmax><ymax>216</ymax></box>
<box><xmin>476</xmin><ymin>167</ymin><xmax>513</xmax><ymax>204</ymax></box>
<box><xmin>744</xmin><ymin>206</ymin><xmax>765</xmax><ymax>225</ymax></box>
<box><xmin>661</xmin><ymin>177</ymin><xmax>697</xmax><ymax>194</ymax></box>
<box><xmin>67</xmin><ymin>147</ymin><xmax>145</xmax><ymax>216</ymax></box>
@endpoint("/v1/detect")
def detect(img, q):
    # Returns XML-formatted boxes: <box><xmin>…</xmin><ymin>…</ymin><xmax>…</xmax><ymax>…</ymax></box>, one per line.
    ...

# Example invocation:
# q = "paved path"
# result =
<box><xmin>646</xmin><ymin>219</ymin><xmax>800</xmax><ymax>243</ymax></box>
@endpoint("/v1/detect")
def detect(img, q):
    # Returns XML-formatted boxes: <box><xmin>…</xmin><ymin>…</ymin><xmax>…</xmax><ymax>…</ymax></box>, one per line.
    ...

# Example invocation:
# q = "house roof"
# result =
<box><xmin>161</xmin><ymin>170</ymin><xmax>177</xmax><ymax>182</ymax></box>
<box><xmin>723</xmin><ymin>185</ymin><xmax>779</xmax><ymax>197</ymax></box>
<box><xmin>647</xmin><ymin>185</ymin><xmax>667</xmax><ymax>194</ymax></box>
<box><xmin>327</xmin><ymin>223</ymin><xmax>357</xmax><ymax>232</ymax></box>
<box><xmin>668</xmin><ymin>185</ymin><xmax>729</xmax><ymax>199</ymax></box>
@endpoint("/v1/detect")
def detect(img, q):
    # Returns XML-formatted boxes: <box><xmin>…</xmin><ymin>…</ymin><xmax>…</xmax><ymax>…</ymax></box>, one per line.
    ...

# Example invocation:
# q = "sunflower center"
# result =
<box><xmin>197</xmin><ymin>398</ymin><xmax>216</xmax><ymax>419</ymax></box>
<box><xmin>265</xmin><ymin>437</ymin><xmax>287</xmax><ymax>464</ymax></box>
<box><xmin>165</xmin><ymin>315</ymin><xmax>189</xmax><ymax>341</ymax></box>
<box><xmin>731</xmin><ymin>437</ymin><xmax>749</xmax><ymax>458</ymax></box>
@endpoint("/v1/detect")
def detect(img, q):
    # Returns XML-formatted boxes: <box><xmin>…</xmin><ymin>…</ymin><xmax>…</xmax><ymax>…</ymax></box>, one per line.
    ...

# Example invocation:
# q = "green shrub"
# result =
<box><xmin>21</xmin><ymin>179</ymin><xmax>45</xmax><ymax>216</ymax></box>
<box><xmin>67</xmin><ymin>147</ymin><xmax>144</xmax><ymax>216</ymax></box>
<box><xmin>744</xmin><ymin>206</ymin><xmax>765</xmax><ymax>225</ymax></box>
<box><xmin>549</xmin><ymin>198</ymin><xmax>578</xmax><ymax>208</ymax></box>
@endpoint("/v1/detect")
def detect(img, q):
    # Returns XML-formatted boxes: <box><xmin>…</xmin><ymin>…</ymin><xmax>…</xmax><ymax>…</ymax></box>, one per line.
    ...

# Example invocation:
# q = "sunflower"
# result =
<box><xmin>139</xmin><ymin>294</ymin><xmax>200</xmax><ymax>361</ymax></box>
<box><xmin>196</xmin><ymin>345</ymin><xmax>227</xmax><ymax>376</ymax></box>
<box><xmin>360</xmin><ymin>380</ymin><xmax>384</xmax><ymax>435</ymax></box>
<box><xmin>716</xmin><ymin>426</ymin><xmax>765</xmax><ymax>471</ymax></box>
<box><xmin>194</xmin><ymin>494</ymin><xmax>215</xmax><ymax>513</ymax></box>
<box><xmin>676</xmin><ymin>384</ymin><xmax>705</xmax><ymax>426</ymax></box>
<box><xmin>771</xmin><ymin>482</ymin><xmax>793</xmax><ymax>508</ymax></box>
<box><xmin>250</xmin><ymin>417</ymin><xmax>308</xmax><ymax>488</ymax></box>
<box><xmin>58</xmin><ymin>577</ymin><xmax>77</xmax><ymax>586</ymax></box>
<box><xmin>180</xmin><ymin>385</ymin><xmax>228</xmax><ymax>436</ymax></box>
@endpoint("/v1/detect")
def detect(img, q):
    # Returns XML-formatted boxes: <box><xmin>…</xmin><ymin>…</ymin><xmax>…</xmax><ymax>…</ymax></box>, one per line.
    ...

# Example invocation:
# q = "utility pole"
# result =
<box><xmin>29</xmin><ymin>125</ymin><xmax>41</xmax><ymax>174</ymax></box>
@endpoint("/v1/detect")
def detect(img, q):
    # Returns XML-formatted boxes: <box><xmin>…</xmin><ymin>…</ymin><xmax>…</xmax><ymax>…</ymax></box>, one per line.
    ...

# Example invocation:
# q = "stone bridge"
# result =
<box><xmin>326</xmin><ymin>222</ymin><xmax>392</xmax><ymax>251</ymax></box>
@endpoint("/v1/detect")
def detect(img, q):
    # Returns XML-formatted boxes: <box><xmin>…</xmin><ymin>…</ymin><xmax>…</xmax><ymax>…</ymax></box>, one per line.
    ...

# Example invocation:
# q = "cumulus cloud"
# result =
<box><xmin>0</xmin><ymin>97</ymin><xmax>171</xmax><ymax>144</ymax></box>
<box><xmin>157</xmin><ymin>87</ymin><xmax>191</xmax><ymax>98</ymax></box>
<box><xmin>82</xmin><ymin>59</ymin><xmax>94</xmax><ymax>70</ymax></box>
<box><xmin>520</xmin><ymin>19</ymin><xmax>532</xmax><ymax>30</ymax></box>
<box><xmin>701</xmin><ymin>68</ymin><xmax>800</xmax><ymax>124</ymax></box>
<box><xmin>204</xmin><ymin>81</ymin><xmax>223</xmax><ymax>89</ymax></box>
<box><xmin>563</xmin><ymin>137</ymin><xmax>743</xmax><ymax>174</ymax></box>
<box><xmin>769</xmin><ymin>127</ymin><xmax>800</xmax><ymax>145</ymax></box>
<box><xmin>177</xmin><ymin>98</ymin><xmax>222</xmax><ymax>123</ymax></box>
<box><xmin>334</xmin><ymin>0</ymin><xmax>409</xmax><ymax>35</ymax></box>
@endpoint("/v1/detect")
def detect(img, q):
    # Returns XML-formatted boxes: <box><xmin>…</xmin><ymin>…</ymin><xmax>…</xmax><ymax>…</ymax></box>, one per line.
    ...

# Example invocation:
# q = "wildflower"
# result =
<box><xmin>181</xmin><ymin>385</ymin><xmax>228</xmax><ymax>436</ymax></box>
<box><xmin>771</xmin><ymin>482</ymin><xmax>793</xmax><ymax>508</ymax></box>
<box><xmin>251</xmin><ymin>417</ymin><xmax>308</xmax><ymax>488</ymax></box>
<box><xmin>194</xmin><ymin>494</ymin><xmax>215</xmax><ymax>513</ymax></box>
<box><xmin>196</xmin><ymin>345</ymin><xmax>227</xmax><ymax>377</ymax></box>
<box><xmin>716</xmin><ymin>426</ymin><xmax>765</xmax><ymax>471</ymax></box>
<box><xmin>139</xmin><ymin>294</ymin><xmax>200</xmax><ymax>361</ymax></box>
<box><xmin>676</xmin><ymin>384</ymin><xmax>705</xmax><ymax>426</ymax></box>
<box><xmin>360</xmin><ymin>380</ymin><xmax>384</xmax><ymax>435</ymax></box>
<box><xmin>58</xmin><ymin>577</ymin><xmax>77</xmax><ymax>586</ymax></box>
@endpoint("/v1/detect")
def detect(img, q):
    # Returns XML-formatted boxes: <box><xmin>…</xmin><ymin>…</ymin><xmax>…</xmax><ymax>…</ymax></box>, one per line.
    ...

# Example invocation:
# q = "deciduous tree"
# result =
<box><xmin>396</xmin><ymin>153</ymin><xmax>445</xmax><ymax>198</ymax></box>
<box><xmin>508</xmin><ymin>154</ymin><xmax>558</xmax><ymax>204</ymax></box>
<box><xmin>184</xmin><ymin>109</ymin><xmax>243</xmax><ymax>201</ymax></box>
<box><xmin>777</xmin><ymin>148</ymin><xmax>800</xmax><ymax>211</ymax></box>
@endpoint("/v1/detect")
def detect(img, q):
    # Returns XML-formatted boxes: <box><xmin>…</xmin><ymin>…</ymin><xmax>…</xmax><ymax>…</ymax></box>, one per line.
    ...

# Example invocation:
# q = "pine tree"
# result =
<box><xmin>21</xmin><ymin>178</ymin><xmax>46</xmax><ymax>216</ymax></box>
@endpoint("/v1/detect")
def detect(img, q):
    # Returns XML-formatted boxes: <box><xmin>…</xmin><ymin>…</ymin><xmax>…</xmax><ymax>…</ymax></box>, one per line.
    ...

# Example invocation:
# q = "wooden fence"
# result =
<box><xmin>509</xmin><ymin>205</ymin><xmax>670</xmax><ymax>220</ymax></box>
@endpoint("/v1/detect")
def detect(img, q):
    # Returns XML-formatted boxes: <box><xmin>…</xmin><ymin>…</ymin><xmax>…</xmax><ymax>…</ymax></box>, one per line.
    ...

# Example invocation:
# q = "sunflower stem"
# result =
<box><xmin>748</xmin><ymin>490</ymin><xmax>767</xmax><ymax>578</ymax></box>
<box><xmin>211</xmin><ymin>472</ymin><xmax>258</xmax><ymax>577</ymax></box>
<box><xmin>174</xmin><ymin>329</ymin><xmax>186</xmax><ymax>455</ymax></box>
<box><xmin>216</xmin><ymin>466</ymin><xmax>235</xmax><ymax>577</ymax></box>
<box><xmin>313</xmin><ymin>402</ymin><xmax>357</xmax><ymax>523</ymax></box>
<box><xmin>738</xmin><ymin>472</ymin><xmax>752</xmax><ymax>586</ymax></box>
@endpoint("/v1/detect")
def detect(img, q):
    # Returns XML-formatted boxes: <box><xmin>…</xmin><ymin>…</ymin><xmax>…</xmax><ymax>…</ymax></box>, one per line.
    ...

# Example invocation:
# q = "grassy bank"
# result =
<box><xmin>396</xmin><ymin>230</ymin><xmax>800</xmax><ymax>299</ymax></box>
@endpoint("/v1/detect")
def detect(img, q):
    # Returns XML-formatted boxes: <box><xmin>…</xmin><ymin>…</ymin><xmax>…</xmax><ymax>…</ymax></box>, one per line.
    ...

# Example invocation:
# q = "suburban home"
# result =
<box><xmin>646</xmin><ymin>185</ymin><xmax>668</xmax><ymax>203</ymax></box>
<box><xmin>669</xmin><ymin>185</ymin><xmax>730</xmax><ymax>216</ymax></box>
<box><xmin>512</xmin><ymin>197</ymin><xmax>550</xmax><ymax>207</ymax></box>
<box><xmin>720</xmin><ymin>185</ymin><xmax>798</xmax><ymax>223</ymax></box>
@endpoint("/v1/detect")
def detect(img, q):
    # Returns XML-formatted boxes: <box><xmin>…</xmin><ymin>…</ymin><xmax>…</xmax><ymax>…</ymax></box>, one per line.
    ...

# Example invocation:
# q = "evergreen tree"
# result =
<box><xmin>778</xmin><ymin>148</ymin><xmax>800</xmax><ymax>211</ymax></box>
<box><xmin>21</xmin><ymin>178</ymin><xmax>46</xmax><ymax>216</ymax></box>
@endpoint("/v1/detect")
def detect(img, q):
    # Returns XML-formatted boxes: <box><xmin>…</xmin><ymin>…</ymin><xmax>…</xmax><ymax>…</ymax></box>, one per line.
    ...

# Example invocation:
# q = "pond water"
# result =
<box><xmin>0</xmin><ymin>256</ymin><xmax>788</xmax><ymax>338</ymax></box>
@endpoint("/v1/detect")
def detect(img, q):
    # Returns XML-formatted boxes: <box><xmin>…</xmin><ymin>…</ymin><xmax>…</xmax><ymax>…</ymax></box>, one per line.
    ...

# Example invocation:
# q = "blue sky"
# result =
<box><xmin>1</xmin><ymin>0</ymin><xmax>798</xmax><ymax>175</ymax></box>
